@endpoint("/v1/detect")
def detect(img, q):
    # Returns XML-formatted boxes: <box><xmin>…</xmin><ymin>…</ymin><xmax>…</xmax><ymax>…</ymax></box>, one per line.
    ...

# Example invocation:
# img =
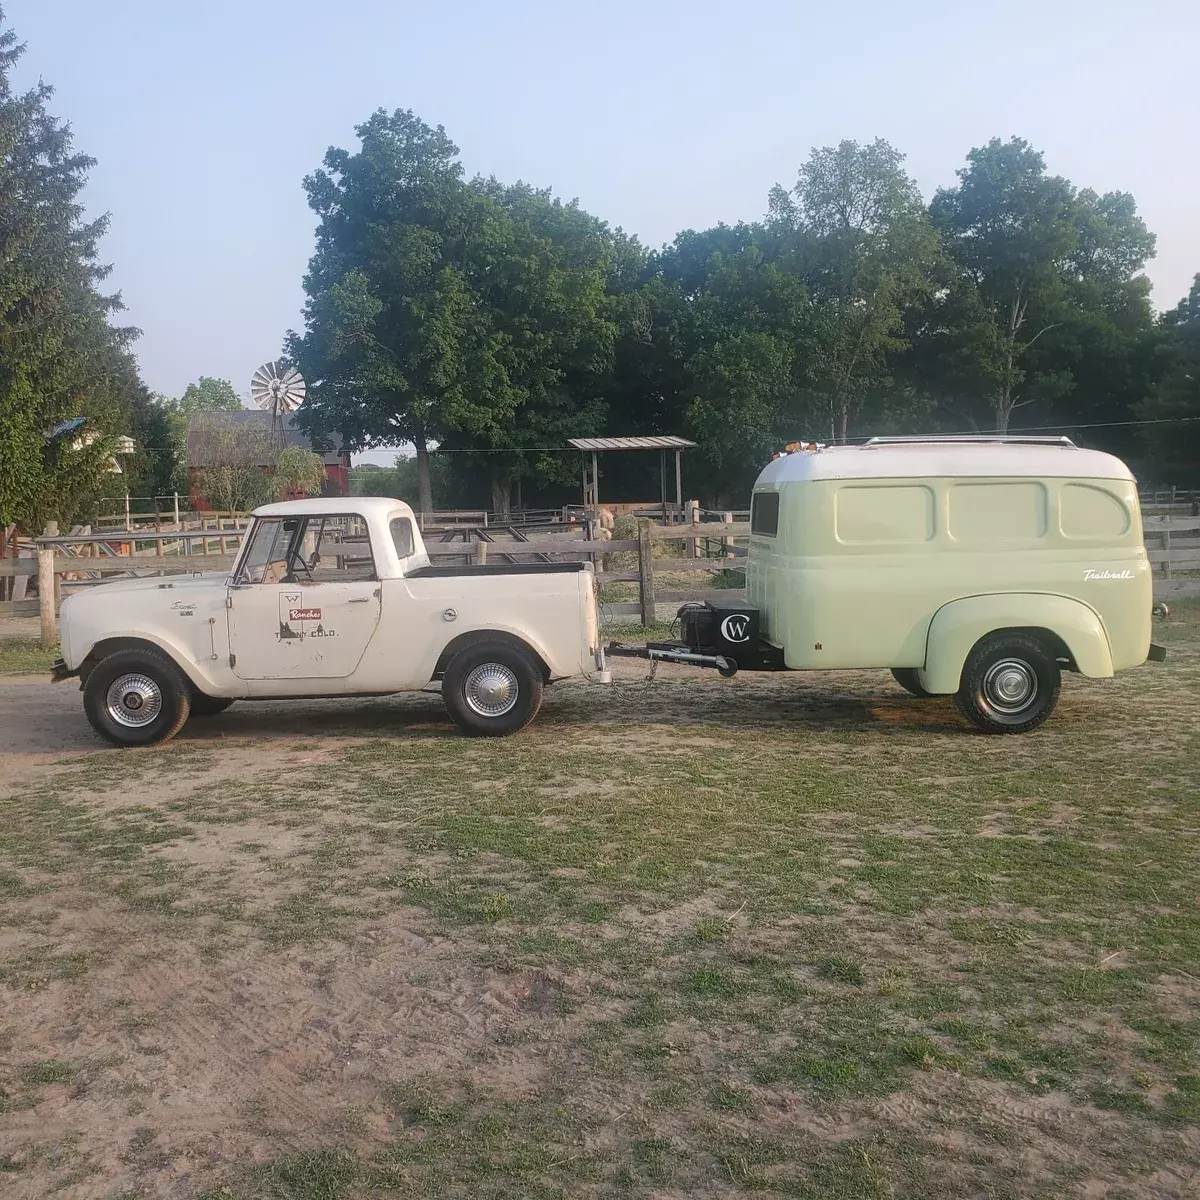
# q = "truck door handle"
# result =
<box><xmin>348</xmin><ymin>597</ymin><xmax>371</xmax><ymax>603</ymax></box>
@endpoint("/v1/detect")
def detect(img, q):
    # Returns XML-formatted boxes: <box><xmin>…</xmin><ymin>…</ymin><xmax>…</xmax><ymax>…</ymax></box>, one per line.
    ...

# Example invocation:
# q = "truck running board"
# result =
<box><xmin>606</xmin><ymin>642</ymin><xmax>738</xmax><ymax>678</ymax></box>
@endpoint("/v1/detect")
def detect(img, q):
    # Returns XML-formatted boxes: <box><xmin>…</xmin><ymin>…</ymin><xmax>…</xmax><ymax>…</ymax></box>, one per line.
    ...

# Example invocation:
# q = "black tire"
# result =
<box><xmin>890</xmin><ymin>667</ymin><xmax>932</xmax><ymax>698</ymax></box>
<box><xmin>954</xmin><ymin>632</ymin><xmax>1061</xmax><ymax>734</ymax></box>
<box><xmin>189</xmin><ymin>691</ymin><xmax>235</xmax><ymax>717</ymax></box>
<box><xmin>83</xmin><ymin>648</ymin><xmax>192</xmax><ymax>747</ymax></box>
<box><xmin>441</xmin><ymin>641</ymin><xmax>544</xmax><ymax>737</ymax></box>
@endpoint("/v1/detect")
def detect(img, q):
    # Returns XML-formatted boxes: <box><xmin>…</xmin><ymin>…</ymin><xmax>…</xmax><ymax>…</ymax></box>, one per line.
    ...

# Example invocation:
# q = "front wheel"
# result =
<box><xmin>441</xmin><ymin>642</ymin><xmax>544</xmax><ymax>737</ymax></box>
<box><xmin>954</xmin><ymin>633</ymin><xmax>1061</xmax><ymax>734</ymax></box>
<box><xmin>83</xmin><ymin>649</ymin><xmax>192</xmax><ymax>747</ymax></box>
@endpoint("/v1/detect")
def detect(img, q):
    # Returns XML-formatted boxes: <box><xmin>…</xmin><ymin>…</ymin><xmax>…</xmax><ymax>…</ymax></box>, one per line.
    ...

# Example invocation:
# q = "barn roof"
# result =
<box><xmin>186</xmin><ymin>410</ymin><xmax>346</xmax><ymax>467</ymax></box>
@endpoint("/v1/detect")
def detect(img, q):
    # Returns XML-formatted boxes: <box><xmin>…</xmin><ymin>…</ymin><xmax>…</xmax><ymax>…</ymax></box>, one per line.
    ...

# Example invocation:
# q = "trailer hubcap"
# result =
<box><xmin>106</xmin><ymin>674</ymin><xmax>163</xmax><ymax>728</ymax></box>
<box><xmin>464</xmin><ymin>663</ymin><xmax>519</xmax><ymax>718</ymax></box>
<box><xmin>982</xmin><ymin>658</ymin><xmax>1037</xmax><ymax>714</ymax></box>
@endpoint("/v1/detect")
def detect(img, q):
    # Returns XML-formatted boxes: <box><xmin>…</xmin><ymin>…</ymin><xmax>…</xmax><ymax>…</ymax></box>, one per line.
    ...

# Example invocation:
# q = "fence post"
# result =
<box><xmin>638</xmin><ymin>518</ymin><xmax>656</xmax><ymax>626</ymax></box>
<box><xmin>38</xmin><ymin>521</ymin><xmax>58</xmax><ymax>649</ymax></box>
<box><xmin>1164</xmin><ymin>517</ymin><xmax>1172</xmax><ymax>580</ymax></box>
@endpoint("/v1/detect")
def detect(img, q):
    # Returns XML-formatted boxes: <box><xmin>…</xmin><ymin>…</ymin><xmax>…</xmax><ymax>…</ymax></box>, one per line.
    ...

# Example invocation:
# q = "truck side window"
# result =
<box><xmin>390</xmin><ymin>517</ymin><xmax>415</xmax><ymax>559</ymax></box>
<box><xmin>303</xmin><ymin>515</ymin><xmax>376</xmax><ymax>582</ymax></box>
<box><xmin>751</xmin><ymin>492</ymin><xmax>779</xmax><ymax>537</ymax></box>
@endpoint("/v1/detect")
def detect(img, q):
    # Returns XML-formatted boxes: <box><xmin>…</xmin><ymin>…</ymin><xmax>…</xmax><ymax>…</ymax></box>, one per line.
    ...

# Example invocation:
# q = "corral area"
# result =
<box><xmin>1</xmin><ymin>607</ymin><xmax>1198</xmax><ymax>1199</ymax></box>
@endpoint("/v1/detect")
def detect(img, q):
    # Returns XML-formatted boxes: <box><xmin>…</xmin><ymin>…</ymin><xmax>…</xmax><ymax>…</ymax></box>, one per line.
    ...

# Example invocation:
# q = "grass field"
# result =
<box><xmin>0</xmin><ymin>605</ymin><xmax>1197</xmax><ymax>1198</ymax></box>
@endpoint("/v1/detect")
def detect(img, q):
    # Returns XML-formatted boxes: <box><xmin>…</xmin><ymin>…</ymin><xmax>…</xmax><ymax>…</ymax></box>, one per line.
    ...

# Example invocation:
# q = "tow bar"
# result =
<box><xmin>606</xmin><ymin>642</ymin><xmax>739</xmax><ymax>678</ymax></box>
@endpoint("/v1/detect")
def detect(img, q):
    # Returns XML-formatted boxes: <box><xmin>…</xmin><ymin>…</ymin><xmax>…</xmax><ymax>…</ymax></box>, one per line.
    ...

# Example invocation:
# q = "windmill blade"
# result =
<box><xmin>250</xmin><ymin>359</ymin><xmax>305</xmax><ymax>415</ymax></box>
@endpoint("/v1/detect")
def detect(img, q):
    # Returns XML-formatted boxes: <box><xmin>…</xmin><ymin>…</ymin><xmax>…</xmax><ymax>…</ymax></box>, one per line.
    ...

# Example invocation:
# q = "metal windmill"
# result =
<box><xmin>250</xmin><ymin>360</ymin><xmax>306</xmax><ymax>441</ymax></box>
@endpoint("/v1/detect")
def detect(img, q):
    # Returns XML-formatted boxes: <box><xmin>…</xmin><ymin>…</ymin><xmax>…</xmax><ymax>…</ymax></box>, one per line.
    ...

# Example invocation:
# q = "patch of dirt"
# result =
<box><xmin>1</xmin><ymin>913</ymin><xmax>582</xmax><ymax>1197</ymax></box>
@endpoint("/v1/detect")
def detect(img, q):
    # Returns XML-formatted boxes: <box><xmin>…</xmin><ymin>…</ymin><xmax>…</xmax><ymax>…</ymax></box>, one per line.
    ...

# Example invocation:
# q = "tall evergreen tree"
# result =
<box><xmin>0</xmin><ymin>7</ymin><xmax>143</xmax><ymax>531</ymax></box>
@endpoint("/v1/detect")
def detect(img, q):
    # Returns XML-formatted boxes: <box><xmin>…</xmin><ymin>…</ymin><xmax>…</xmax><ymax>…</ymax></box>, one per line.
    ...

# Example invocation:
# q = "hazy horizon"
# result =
<box><xmin>12</xmin><ymin>0</ymin><xmax>1200</xmax><ymax>421</ymax></box>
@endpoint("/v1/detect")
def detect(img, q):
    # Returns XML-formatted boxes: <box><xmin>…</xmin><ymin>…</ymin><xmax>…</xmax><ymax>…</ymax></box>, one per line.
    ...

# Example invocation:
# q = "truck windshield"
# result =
<box><xmin>236</xmin><ymin>519</ymin><xmax>298</xmax><ymax>584</ymax></box>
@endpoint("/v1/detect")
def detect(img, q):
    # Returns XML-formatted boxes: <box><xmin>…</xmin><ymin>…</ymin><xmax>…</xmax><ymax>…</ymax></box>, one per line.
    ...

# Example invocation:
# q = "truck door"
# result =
<box><xmin>227</xmin><ymin>514</ymin><xmax>382</xmax><ymax>680</ymax></box>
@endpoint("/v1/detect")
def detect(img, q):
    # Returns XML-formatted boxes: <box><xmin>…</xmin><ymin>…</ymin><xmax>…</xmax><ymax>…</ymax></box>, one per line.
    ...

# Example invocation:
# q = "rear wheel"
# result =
<box><xmin>954</xmin><ymin>632</ymin><xmax>1060</xmax><ymax>734</ymax></box>
<box><xmin>441</xmin><ymin>642</ymin><xmax>543</xmax><ymax>737</ymax></box>
<box><xmin>189</xmin><ymin>691</ymin><xmax>235</xmax><ymax>717</ymax></box>
<box><xmin>83</xmin><ymin>648</ymin><xmax>192</xmax><ymax>747</ymax></box>
<box><xmin>890</xmin><ymin>667</ymin><xmax>931</xmax><ymax>698</ymax></box>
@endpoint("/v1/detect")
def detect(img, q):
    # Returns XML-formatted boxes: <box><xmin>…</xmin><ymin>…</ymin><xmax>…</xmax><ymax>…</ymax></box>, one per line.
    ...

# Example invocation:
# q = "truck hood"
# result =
<box><xmin>59</xmin><ymin>572</ymin><xmax>231</xmax><ymax>670</ymax></box>
<box><xmin>68</xmin><ymin>571</ymin><xmax>231</xmax><ymax>598</ymax></box>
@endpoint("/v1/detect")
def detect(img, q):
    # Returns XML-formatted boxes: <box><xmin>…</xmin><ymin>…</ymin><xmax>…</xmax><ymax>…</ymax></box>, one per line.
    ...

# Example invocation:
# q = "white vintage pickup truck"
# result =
<box><xmin>53</xmin><ymin>497</ymin><xmax>610</xmax><ymax>746</ymax></box>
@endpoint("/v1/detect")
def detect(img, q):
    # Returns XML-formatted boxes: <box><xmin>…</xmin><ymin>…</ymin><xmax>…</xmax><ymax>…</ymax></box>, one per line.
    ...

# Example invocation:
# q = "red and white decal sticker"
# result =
<box><xmin>289</xmin><ymin>607</ymin><xmax>322</xmax><ymax>621</ymax></box>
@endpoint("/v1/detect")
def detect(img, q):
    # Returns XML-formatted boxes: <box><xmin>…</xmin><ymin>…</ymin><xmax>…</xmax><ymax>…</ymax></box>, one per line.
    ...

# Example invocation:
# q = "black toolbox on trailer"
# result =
<box><xmin>607</xmin><ymin>600</ymin><xmax>784</xmax><ymax>676</ymax></box>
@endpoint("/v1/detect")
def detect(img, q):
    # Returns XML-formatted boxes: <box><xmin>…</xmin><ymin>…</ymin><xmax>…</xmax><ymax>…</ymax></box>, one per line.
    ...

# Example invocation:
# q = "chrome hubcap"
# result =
<box><xmin>105</xmin><ymin>673</ymin><xmax>163</xmax><ymax>728</ymax></box>
<box><xmin>463</xmin><ymin>663</ymin><xmax>519</xmax><ymax>718</ymax></box>
<box><xmin>982</xmin><ymin>658</ymin><xmax>1037</xmax><ymax>714</ymax></box>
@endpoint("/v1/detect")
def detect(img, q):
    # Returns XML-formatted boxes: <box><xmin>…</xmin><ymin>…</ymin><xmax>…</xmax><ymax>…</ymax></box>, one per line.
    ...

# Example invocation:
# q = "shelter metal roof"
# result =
<box><xmin>567</xmin><ymin>436</ymin><xmax>696</xmax><ymax>452</ymax></box>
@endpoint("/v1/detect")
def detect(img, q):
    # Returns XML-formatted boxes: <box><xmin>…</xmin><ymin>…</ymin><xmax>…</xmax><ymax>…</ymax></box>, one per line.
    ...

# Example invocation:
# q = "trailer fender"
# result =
<box><xmin>918</xmin><ymin>593</ymin><xmax>1113</xmax><ymax>695</ymax></box>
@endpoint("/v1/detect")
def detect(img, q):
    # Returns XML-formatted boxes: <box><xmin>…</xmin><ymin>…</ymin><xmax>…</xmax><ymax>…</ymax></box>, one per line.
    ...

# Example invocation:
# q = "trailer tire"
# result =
<box><xmin>189</xmin><ymin>691</ymin><xmax>235</xmax><ymax>717</ymax></box>
<box><xmin>441</xmin><ymin>641</ymin><xmax>544</xmax><ymax>737</ymax></box>
<box><xmin>83</xmin><ymin>648</ymin><xmax>192</xmax><ymax>747</ymax></box>
<box><xmin>890</xmin><ymin>668</ymin><xmax>931</xmax><ymax>698</ymax></box>
<box><xmin>954</xmin><ymin>632</ymin><xmax>1060</xmax><ymax>734</ymax></box>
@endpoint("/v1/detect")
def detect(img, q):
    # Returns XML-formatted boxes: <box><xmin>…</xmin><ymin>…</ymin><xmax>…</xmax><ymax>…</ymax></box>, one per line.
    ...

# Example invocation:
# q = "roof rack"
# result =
<box><xmin>862</xmin><ymin>435</ymin><xmax>1076</xmax><ymax>448</ymax></box>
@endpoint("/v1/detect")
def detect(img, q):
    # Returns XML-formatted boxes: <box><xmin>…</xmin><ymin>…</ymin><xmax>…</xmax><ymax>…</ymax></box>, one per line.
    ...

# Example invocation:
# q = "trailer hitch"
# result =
<box><xmin>606</xmin><ymin>642</ymin><xmax>739</xmax><ymax>678</ymax></box>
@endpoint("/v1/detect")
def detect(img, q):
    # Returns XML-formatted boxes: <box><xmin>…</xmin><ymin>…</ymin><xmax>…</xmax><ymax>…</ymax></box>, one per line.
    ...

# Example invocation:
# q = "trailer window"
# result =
<box><xmin>949</xmin><ymin>482</ymin><xmax>1047</xmax><ymax>541</ymax></box>
<box><xmin>836</xmin><ymin>485</ymin><xmax>934</xmax><ymax>544</ymax></box>
<box><xmin>751</xmin><ymin>492</ymin><xmax>780</xmax><ymax>537</ymax></box>
<box><xmin>1060</xmin><ymin>484</ymin><xmax>1130</xmax><ymax>539</ymax></box>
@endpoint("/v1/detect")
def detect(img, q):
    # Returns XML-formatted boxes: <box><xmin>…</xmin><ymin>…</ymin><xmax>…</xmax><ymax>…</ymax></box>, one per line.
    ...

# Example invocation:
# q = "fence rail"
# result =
<box><xmin>6</xmin><ymin>515</ymin><xmax>1198</xmax><ymax>647</ymax></box>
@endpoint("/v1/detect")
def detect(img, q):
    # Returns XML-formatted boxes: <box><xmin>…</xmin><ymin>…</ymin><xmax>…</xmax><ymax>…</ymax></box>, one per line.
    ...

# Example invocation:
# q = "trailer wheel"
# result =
<box><xmin>189</xmin><ymin>691</ymin><xmax>235</xmax><ymax>717</ymax></box>
<box><xmin>890</xmin><ymin>668</ymin><xmax>931</xmax><ymax>698</ymax></box>
<box><xmin>441</xmin><ymin>642</ymin><xmax>543</xmax><ymax>737</ymax></box>
<box><xmin>954</xmin><ymin>633</ymin><xmax>1060</xmax><ymax>734</ymax></box>
<box><xmin>83</xmin><ymin>648</ymin><xmax>192</xmax><ymax>747</ymax></box>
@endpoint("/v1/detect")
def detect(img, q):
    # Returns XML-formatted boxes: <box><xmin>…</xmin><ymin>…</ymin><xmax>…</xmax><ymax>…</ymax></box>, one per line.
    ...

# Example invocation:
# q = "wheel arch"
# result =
<box><xmin>918</xmin><ymin>593</ymin><xmax>1113</xmax><ymax>695</ymax></box>
<box><xmin>79</xmin><ymin>635</ymin><xmax>204</xmax><ymax>688</ymax></box>
<box><xmin>432</xmin><ymin>629</ymin><xmax>551</xmax><ymax>682</ymax></box>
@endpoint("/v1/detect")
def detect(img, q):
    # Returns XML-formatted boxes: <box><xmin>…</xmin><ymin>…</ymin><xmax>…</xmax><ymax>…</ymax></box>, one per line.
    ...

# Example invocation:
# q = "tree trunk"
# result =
<box><xmin>491</xmin><ymin>469</ymin><xmax>511</xmax><ymax>521</ymax></box>
<box><xmin>514</xmin><ymin>475</ymin><xmax>522</xmax><ymax>513</ymax></box>
<box><xmin>836</xmin><ymin>404</ymin><xmax>849</xmax><ymax>445</ymax></box>
<box><xmin>413</xmin><ymin>428</ymin><xmax>434</xmax><ymax>516</ymax></box>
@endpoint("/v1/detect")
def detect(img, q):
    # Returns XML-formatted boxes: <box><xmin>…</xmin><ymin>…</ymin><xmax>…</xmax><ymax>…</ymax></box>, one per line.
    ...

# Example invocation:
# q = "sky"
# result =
<box><xmin>10</xmin><ymin>0</ymin><xmax>1200</xmax><ymax>464</ymax></box>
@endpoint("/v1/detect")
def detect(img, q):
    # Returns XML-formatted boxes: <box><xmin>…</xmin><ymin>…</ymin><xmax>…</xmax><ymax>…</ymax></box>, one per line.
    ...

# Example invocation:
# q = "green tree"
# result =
<box><xmin>157</xmin><ymin>376</ymin><xmax>245</xmax><ymax>493</ymax></box>
<box><xmin>452</xmin><ymin>181</ymin><xmax>633</xmax><ymax>515</ymax></box>
<box><xmin>189</xmin><ymin>414</ymin><xmax>277</xmax><ymax>512</ymax></box>
<box><xmin>289</xmin><ymin>109</ymin><xmax>512</xmax><ymax>515</ymax></box>
<box><xmin>1139</xmin><ymin>276</ymin><xmax>1200</xmax><ymax>485</ymax></box>
<box><xmin>773</xmin><ymin>139</ymin><xmax>939</xmax><ymax>442</ymax></box>
<box><xmin>927</xmin><ymin>138</ymin><xmax>1156</xmax><ymax>433</ymax></box>
<box><xmin>274</xmin><ymin>444</ymin><xmax>326</xmax><ymax>499</ymax></box>
<box><xmin>0</xmin><ymin>7</ymin><xmax>144</xmax><ymax>531</ymax></box>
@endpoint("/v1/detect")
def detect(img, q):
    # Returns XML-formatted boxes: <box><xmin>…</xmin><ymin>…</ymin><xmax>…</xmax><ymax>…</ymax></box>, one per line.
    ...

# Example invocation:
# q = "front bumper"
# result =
<box><xmin>50</xmin><ymin>658</ymin><xmax>79</xmax><ymax>683</ymax></box>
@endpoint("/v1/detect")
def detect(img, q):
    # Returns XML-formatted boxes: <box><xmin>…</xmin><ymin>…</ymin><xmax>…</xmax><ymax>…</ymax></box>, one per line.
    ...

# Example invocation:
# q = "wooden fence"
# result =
<box><xmin>4</xmin><ymin>514</ymin><xmax>1197</xmax><ymax>649</ymax></box>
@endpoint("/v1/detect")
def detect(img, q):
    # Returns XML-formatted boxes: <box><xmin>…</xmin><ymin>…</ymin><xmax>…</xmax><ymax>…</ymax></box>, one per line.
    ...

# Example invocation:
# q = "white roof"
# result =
<box><xmin>755</xmin><ymin>441</ymin><xmax>1135</xmax><ymax>487</ymax></box>
<box><xmin>253</xmin><ymin>496</ymin><xmax>412</xmax><ymax>517</ymax></box>
<box><xmin>568</xmin><ymin>436</ymin><xmax>696</xmax><ymax>451</ymax></box>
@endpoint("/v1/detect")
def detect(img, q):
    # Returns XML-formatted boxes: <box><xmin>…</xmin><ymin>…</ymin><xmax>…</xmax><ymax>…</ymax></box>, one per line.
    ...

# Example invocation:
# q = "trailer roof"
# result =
<box><xmin>755</xmin><ymin>441</ymin><xmax>1135</xmax><ymax>486</ymax></box>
